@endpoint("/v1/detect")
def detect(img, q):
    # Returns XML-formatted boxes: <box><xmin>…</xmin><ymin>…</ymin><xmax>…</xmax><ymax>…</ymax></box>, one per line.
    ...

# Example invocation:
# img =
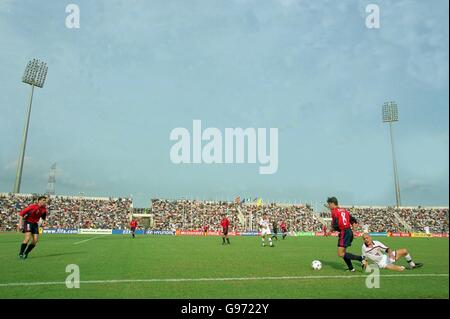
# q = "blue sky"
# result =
<box><xmin>0</xmin><ymin>0</ymin><xmax>448</xmax><ymax>209</ymax></box>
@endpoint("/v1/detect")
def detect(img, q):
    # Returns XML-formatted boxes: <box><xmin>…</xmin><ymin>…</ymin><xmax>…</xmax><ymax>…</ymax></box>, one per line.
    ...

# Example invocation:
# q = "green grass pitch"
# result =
<box><xmin>0</xmin><ymin>233</ymin><xmax>448</xmax><ymax>298</ymax></box>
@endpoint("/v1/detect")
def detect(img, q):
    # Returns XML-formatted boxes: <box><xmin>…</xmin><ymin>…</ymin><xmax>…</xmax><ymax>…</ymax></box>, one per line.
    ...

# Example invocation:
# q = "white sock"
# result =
<box><xmin>262</xmin><ymin>238</ymin><xmax>265</xmax><ymax>246</ymax></box>
<box><xmin>268</xmin><ymin>238</ymin><xmax>273</xmax><ymax>246</ymax></box>
<box><xmin>405</xmin><ymin>254</ymin><xmax>415</xmax><ymax>267</ymax></box>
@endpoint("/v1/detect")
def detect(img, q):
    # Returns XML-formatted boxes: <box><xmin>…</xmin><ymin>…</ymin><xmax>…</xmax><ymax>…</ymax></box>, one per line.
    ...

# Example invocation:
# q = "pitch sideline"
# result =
<box><xmin>0</xmin><ymin>273</ymin><xmax>447</xmax><ymax>287</ymax></box>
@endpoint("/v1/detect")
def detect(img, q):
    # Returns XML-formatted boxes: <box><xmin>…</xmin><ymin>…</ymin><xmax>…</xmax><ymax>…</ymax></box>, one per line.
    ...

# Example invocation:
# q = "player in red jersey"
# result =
<box><xmin>280</xmin><ymin>221</ymin><xmax>288</xmax><ymax>239</ymax></box>
<box><xmin>130</xmin><ymin>219</ymin><xmax>138</xmax><ymax>239</ymax></box>
<box><xmin>220</xmin><ymin>213</ymin><xmax>230</xmax><ymax>245</ymax></box>
<box><xmin>18</xmin><ymin>196</ymin><xmax>48</xmax><ymax>259</ymax></box>
<box><xmin>327</xmin><ymin>197</ymin><xmax>367</xmax><ymax>272</ymax></box>
<box><xmin>203</xmin><ymin>224</ymin><xmax>209</xmax><ymax>236</ymax></box>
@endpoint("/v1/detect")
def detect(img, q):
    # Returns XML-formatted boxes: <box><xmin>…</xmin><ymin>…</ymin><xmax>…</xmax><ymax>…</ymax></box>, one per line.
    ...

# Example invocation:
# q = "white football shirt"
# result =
<box><xmin>361</xmin><ymin>240</ymin><xmax>389</xmax><ymax>264</ymax></box>
<box><xmin>259</xmin><ymin>219</ymin><xmax>270</xmax><ymax>231</ymax></box>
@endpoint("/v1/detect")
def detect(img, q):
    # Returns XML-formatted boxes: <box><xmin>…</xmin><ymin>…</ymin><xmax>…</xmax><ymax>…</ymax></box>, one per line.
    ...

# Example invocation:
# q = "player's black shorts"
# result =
<box><xmin>338</xmin><ymin>228</ymin><xmax>354</xmax><ymax>248</ymax></box>
<box><xmin>273</xmin><ymin>228</ymin><xmax>278</xmax><ymax>235</ymax></box>
<box><xmin>222</xmin><ymin>227</ymin><xmax>229</xmax><ymax>236</ymax></box>
<box><xmin>131</xmin><ymin>227</ymin><xmax>136</xmax><ymax>232</ymax></box>
<box><xmin>23</xmin><ymin>221</ymin><xmax>39</xmax><ymax>235</ymax></box>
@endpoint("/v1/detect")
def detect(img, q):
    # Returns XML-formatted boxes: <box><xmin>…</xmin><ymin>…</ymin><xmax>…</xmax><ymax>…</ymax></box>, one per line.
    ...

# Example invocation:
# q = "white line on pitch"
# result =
<box><xmin>73</xmin><ymin>235</ymin><xmax>107</xmax><ymax>245</ymax></box>
<box><xmin>0</xmin><ymin>273</ymin><xmax>447</xmax><ymax>287</ymax></box>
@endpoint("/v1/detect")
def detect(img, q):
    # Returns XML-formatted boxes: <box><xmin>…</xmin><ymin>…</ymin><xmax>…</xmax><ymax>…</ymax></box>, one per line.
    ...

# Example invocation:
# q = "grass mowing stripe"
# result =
<box><xmin>0</xmin><ymin>273</ymin><xmax>447</xmax><ymax>287</ymax></box>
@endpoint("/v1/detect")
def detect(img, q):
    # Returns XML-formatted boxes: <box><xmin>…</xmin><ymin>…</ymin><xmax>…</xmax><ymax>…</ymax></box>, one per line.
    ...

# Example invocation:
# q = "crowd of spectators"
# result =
<box><xmin>240</xmin><ymin>203</ymin><xmax>323</xmax><ymax>232</ymax></box>
<box><xmin>344</xmin><ymin>207</ymin><xmax>405</xmax><ymax>233</ymax></box>
<box><xmin>151</xmin><ymin>199</ymin><xmax>323</xmax><ymax>232</ymax></box>
<box><xmin>151</xmin><ymin>199</ymin><xmax>240</xmax><ymax>231</ymax></box>
<box><xmin>0</xmin><ymin>193</ymin><xmax>132</xmax><ymax>231</ymax></box>
<box><xmin>398</xmin><ymin>207</ymin><xmax>449</xmax><ymax>233</ymax></box>
<box><xmin>1</xmin><ymin>193</ymin><xmax>448</xmax><ymax>233</ymax></box>
<box><xmin>320</xmin><ymin>206</ymin><xmax>449</xmax><ymax>233</ymax></box>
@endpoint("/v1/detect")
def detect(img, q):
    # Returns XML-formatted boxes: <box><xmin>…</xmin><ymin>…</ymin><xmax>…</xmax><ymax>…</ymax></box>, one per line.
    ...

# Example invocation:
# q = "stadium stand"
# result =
<box><xmin>397</xmin><ymin>207</ymin><xmax>449</xmax><ymax>233</ymax></box>
<box><xmin>344</xmin><ymin>206</ymin><xmax>405</xmax><ymax>233</ymax></box>
<box><xmin>0</xmin><ymin>193</ymin><xmax>448</xmax><ymax>233</ymax></box>
<box><xmin>325</xmin><ymin>206</ymin><xmax>449</xmax><ymax>233</ymax></box>
<box><xmin>241</xmin><ymin>202</ymin><xmax>324</xmax><ymax>232</ymax></box>
<box><xmin>151</xmin><ymin>199</ymin><xmax>323</xmax><ymax>232</ymax></box>
<box><xmin>0</xmin><ymin>193</ymin><xmax>132</xmax><ymax>231</ymax></box>
<box><xmin>151</xmin><ymin>199</ymin><xmax>241</xmax><ymax>231</ymax></box>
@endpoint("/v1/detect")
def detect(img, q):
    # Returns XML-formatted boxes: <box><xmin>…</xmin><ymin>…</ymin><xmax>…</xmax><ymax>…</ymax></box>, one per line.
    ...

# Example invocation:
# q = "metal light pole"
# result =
<box><xmin>382</xmin><ymin>102</ymin><xmax>401</xmax><ymax>208</ymax></box>
<box><xmin>13</xmin><ymin>59</ymin><xmax>48</xmax><ymax>193</ymax></box>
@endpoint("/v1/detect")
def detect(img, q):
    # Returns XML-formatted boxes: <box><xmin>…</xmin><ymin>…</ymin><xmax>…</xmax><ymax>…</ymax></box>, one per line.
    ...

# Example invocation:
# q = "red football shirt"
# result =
<box><xmin>130</xmin><ymin>220</ymin><xmax>138</xmax><ymax>228</ymax></box>
<box><xmin>280</xmin><ymin>222</ymin><xmax>287</xmax><ymax>231</ymax></box>
<box><xmin>331</xmin><ymin>207</ymin><xmax>351</xmax><ymax>231</ymax></box>
<box><xmin>221</xmin><ymin>218</ymin><xmax>230</xmax><ymax>229</ymax></box>
<box><xmin>19</xmin><ymin>204</ymin><xmax>47</xmax><ymax>224</ymax></box>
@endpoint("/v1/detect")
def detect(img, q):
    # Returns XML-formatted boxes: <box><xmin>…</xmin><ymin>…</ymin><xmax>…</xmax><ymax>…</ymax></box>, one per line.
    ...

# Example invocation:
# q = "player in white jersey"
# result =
<box><xmin>259</xmin><ymin>213</ymin><xmax>274</xmax><ymax>247</ymax></box>
<box><xmin>361</xmin><ymin>233</ymin><xmax>423</xmax><ymax>271</ymax></box>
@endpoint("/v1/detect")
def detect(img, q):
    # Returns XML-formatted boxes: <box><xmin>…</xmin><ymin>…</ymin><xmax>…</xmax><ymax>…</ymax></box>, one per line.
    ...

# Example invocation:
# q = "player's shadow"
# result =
<box><xmin>32</xmin><ymin>251</ymin><xmax>85</xmax><ymax>259</ymax></box>
<box><xmin>321</xmin><ymin>260</ymin><xmax>346</xmax><ymax>270</ymax></box>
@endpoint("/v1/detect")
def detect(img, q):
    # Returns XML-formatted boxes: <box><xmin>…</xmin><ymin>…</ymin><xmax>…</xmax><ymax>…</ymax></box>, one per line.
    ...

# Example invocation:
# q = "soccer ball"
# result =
<box><xmin>311</xmin><ymin>260</ymin><xmax>322</xmax><ymax>270</ymax></box>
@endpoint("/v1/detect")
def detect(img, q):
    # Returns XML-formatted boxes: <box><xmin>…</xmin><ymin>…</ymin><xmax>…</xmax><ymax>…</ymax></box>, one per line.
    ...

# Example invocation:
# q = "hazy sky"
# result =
<box><xmin>0</xmin><ymin>0</ymin><xmax>448</xmax><ymax>209</ymax></box>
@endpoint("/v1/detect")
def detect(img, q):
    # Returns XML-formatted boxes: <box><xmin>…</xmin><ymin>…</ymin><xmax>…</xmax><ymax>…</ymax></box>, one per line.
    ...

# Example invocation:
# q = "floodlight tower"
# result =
<box><xmin>46</xmin><ymin>163</ymin><xmax>57</xmax><ymax>195</ymax></box>
<box><xmin>13</xmin><ymin>59</ymin><xmax>48</xmax><ymax>193</ymax></box>
<box><xmin>382</xmin><ymin>102</ymin><xmax>401</xmax><ymax>208</ymax></box>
